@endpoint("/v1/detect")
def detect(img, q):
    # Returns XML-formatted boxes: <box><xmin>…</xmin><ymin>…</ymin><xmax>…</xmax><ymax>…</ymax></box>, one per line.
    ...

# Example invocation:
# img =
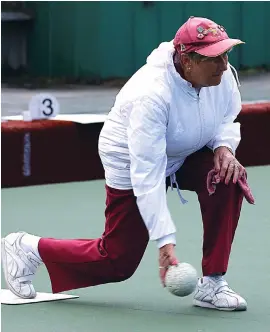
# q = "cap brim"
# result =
<box><xmin>196</xmin><ymin>39</ymin><xmax>245</xmax><ymax>57</ymax></box>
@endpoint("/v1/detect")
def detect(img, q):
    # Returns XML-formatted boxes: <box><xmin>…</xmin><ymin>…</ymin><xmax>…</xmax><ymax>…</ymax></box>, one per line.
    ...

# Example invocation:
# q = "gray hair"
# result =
<box><xmin>188</xmin><ymin>48</ymin><xmax>233</xmax><ymax>63</ymax></box>
<box><xmin>187</xmin><ymin>52</ymin><xmax>210</xmax><ymax>62</ymax></box>
<box><xmin>175</xmin><ymin>48</ymin><xmax>233</xmax><ymax>64</ymax></box>
<box><xmin>174</xmin><ymin>51</ymin><xmax>209</xmax><ymax>64</ymax></box>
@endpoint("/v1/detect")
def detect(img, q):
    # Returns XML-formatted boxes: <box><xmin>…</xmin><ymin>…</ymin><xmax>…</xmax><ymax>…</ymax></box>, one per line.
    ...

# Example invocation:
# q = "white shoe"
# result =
<box><xmin>1</xmin><ymin>232</ymin><xmax>42</xmax><ymax>299</ymax></box>
<box><xmin>193</xmin><ymin>276</ymin><xmax>247</xmax><ymax>311</ymax></box>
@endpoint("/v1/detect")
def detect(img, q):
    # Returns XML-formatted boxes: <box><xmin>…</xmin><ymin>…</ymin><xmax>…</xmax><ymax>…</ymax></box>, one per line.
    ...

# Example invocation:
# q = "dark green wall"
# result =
<box><xmin>26</xmin><ymin>1</ymin><xmax>270</xmax><ymax>79</ymax></box>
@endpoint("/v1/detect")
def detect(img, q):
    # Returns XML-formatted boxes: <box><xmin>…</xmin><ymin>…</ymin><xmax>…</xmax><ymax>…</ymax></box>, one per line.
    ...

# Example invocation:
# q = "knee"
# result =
<box><xmin>102</xmin><ymin>239</ymin><xmax>147</xmax><ymax>283</ymax></box>
<box><xmin>114</xmin><ymin>270</ymin><xmax>136</xmax><ymax>283</ymax></box>
<box><xmin>213</xmin><ymin>180</ymin><xmax>243</xmax><ymax>199</ymax></box>
<box><xmin>226</xmin><ymin>180</ymin><xmax>243</xmax><ymax>195</ymax></box>
<box><xmin>105</xmin><ymin>250</ymin><xmax>142</xmax><ymax>282</ymax></box>
<box><xmin>110</xmin><ymin>256</ymin><xmax>140</xmax><ymax>282</ymax></box>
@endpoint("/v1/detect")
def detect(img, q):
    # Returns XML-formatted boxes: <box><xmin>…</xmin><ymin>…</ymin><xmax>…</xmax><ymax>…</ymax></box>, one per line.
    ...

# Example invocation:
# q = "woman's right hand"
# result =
<box><xmin>159</xmin><ymin>243</ymin><xmax>179</xmax><ymax>286</ymax></box>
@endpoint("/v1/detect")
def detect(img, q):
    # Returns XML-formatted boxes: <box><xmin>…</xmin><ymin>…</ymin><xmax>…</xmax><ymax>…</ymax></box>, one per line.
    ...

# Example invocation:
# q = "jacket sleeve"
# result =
<box><xmin>206</xmin><ymin>71</ymin><xmax>242</xmax><ymax>155</ymax></box>
<box><xmin>126</xmin><ymin>98</ymin><xmax>176</xmax><ymax>248</ymax></box>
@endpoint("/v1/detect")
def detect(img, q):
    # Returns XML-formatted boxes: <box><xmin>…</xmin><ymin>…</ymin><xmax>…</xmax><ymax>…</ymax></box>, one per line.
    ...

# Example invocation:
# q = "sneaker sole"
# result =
<box><xmin>1</xmin><ymin>238</ymin><xmax>36</xmax><ymax>299</ymax></box>
<box><xmin>193</xmin><ymin>299</ymin><xmax>247</xmax><ymax>311</ymax></box>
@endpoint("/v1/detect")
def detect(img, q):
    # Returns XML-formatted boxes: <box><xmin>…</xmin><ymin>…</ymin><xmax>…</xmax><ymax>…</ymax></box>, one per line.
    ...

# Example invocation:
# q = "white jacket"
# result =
<box><xmin>98</xmin><ymin>41</ymin><xmax>242</xmax><ymax>248</ymax></box>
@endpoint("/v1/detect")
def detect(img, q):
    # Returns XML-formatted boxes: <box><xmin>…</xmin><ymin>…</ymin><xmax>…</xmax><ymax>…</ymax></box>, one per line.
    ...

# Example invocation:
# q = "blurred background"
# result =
<box><xmin>1</xmin><ymin>5</ymin><xmax>270</xmax><ymax>332</ymax></box>
<box><xmin>1</xmin><ymin>1</ymin><xmax>270</xmax><ymax>116</ymax></box>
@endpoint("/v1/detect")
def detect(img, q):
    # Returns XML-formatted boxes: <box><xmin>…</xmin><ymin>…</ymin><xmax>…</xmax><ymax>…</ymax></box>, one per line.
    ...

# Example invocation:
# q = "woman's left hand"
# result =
<box><xmin>213</xmin><ymin>146</ymin><xmax>245</xmax><ymax>185</ymax></box>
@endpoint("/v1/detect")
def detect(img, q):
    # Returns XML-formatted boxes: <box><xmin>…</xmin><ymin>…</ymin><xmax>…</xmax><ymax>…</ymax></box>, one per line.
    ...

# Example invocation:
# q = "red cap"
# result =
<box><xmin>173</xmin><ymin>16</ymin><xmax>244</xmax><ymax>57</ymax></box>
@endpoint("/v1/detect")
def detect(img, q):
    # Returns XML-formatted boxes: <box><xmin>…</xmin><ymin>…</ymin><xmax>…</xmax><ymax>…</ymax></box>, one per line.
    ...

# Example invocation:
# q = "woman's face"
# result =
<box><xmin>182</xmin><ymin>52</ymin><xmax>229</xmax><ymax>87</ymax></box>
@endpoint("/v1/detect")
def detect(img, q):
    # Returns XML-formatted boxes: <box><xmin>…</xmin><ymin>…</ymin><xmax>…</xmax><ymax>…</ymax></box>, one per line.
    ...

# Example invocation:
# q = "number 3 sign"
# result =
<box><xmin>29</xmin><ymin>94</ymin><xmax>60</xmax><ymax>120</ymax></box>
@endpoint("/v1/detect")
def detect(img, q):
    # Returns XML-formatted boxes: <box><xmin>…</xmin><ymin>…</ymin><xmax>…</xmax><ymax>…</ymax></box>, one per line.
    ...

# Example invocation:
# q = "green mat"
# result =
<box><xmin>2</xmin><ymin>166</ymin><xmax>270</xmax><ymax>332</ymax></box>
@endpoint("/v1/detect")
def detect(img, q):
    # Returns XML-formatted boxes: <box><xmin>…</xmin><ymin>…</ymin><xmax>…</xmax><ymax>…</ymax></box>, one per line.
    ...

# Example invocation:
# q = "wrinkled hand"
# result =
<box><xmin>159</xmin><ymin>243</ymin><xmax>179</xmax><ymax>286</ymax></box>
<box><xmin>214</xmin><ymin>146</ymin><xmax>245</xmax><ymax>185</ymax></box>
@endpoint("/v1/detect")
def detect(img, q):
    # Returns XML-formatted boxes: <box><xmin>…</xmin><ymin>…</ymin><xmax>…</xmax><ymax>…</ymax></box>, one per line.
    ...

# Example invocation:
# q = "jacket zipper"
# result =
<box><xmin>196</xmin><ymin>94</ymin><xmax>203</xmax><ymax>149</ymax></box>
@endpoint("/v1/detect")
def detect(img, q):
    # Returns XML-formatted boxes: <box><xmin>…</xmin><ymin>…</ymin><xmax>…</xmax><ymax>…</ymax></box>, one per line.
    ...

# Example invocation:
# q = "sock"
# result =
<box><xmin>204</xmin><ymin>274</ymin><xmax>223</xmax><ymax>282</ymax></box>
<box><xmin>20</xmin><ymin>233</ymin><xmax>43</xmax><ymax>263</ymax></box>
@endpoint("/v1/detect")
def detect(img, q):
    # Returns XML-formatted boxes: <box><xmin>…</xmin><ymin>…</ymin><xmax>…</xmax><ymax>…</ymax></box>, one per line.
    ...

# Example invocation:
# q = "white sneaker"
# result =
<box><xmin>193</xmin><ymin>276</ymin><xmax>247</xmax><ymax>311</ymax></box>
<box><xmin>1</xmin><ymin>232</ymin><xmax>42</xmax><ymax>299</ymax></box>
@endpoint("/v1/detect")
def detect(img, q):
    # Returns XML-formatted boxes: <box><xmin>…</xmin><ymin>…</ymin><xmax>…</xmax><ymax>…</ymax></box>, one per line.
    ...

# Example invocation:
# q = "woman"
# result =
<box><xmin>2</xmin><ymin>17</ymin><xmax>253</xmax><ymax>311</ymax></box>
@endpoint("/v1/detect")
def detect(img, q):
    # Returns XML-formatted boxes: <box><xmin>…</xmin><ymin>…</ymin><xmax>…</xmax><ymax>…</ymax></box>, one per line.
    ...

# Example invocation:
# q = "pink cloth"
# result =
<box><xmin>173</xmin><ymin>17</ymin><xmax>244</xmax><ymax>57</ymax></box>
<box><xmin>207</xmin><ymin>169</ymin><xmax>255</xmax><ymax>204</ymax></box>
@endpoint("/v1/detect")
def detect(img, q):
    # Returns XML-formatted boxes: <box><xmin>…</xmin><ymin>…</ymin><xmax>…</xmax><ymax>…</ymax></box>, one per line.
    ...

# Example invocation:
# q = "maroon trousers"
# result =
<box><xmin>39</xmin><ymin>147</ymin><xmax>244</xmax><ymax>293</ymax></box>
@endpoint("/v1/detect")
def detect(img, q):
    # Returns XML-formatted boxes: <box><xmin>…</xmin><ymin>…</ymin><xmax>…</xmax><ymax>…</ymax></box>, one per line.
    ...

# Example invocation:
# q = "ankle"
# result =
<box><xmin>21</xmin><ymin>233</ymin><xmax>42</xmax><ymax>263</ymax></box>
<box><xmin>204</xmin><ymin>274</ymin><xmax>224</xmax><ymax>282</ymax></box>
